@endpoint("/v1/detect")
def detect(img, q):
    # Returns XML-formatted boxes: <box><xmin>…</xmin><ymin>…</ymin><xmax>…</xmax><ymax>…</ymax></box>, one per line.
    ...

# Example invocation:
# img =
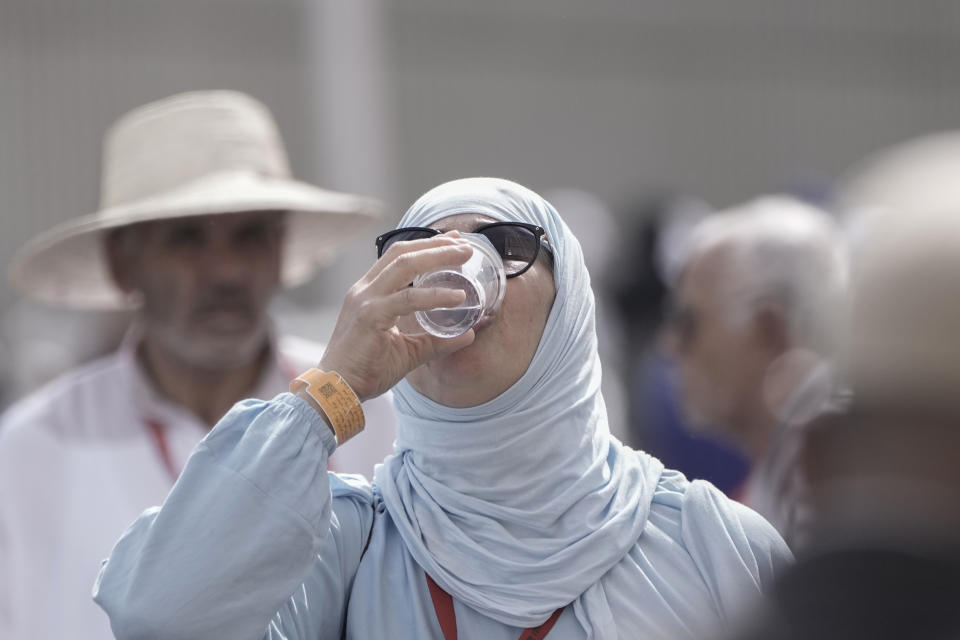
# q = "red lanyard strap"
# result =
<box><xmin>146</xmin><ymin>419</ymin><xmax>179</xmax><ymax>482</ymax></box>
<box><xmin>425</xmin><ymin>573</ymin><xmax>564</xmax><ymax>640</ymax></box>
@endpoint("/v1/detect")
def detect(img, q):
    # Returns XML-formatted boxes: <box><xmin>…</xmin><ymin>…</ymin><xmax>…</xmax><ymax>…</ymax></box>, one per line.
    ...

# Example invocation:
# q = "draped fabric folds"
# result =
<box><xmin>374</xmin><ymin>178</ymin><xmax>663</xmax><ymax>637</ymax></box>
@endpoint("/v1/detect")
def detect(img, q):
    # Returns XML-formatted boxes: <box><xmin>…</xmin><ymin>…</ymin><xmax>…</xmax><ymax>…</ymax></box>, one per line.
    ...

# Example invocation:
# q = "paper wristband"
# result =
<box><xmin>289</xmin><ymin>369</ymin><xmax>365</xmax><ymax>444</ymax></box>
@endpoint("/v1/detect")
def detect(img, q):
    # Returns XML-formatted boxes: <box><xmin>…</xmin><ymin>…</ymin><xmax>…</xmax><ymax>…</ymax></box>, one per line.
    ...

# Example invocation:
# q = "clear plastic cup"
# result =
<box><xmin>414</xmin><ymin>233</ymin><xmax>506</xmax><ymax>338</ymax></box>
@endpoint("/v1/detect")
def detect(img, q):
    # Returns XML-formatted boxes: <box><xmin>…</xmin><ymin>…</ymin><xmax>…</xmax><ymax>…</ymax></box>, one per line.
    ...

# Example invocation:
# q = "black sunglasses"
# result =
<box><xmin>376</xmin><ymin>221</ymin><xmax>552</xmax><ymax>278</ymax></box>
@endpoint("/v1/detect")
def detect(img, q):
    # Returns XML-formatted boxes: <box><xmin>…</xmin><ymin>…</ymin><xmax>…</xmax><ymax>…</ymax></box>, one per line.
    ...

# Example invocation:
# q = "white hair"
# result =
<box><xmin>685</xmin><ymin>196</ymin><xmax>848</xmax><ymax>355</ymax></box>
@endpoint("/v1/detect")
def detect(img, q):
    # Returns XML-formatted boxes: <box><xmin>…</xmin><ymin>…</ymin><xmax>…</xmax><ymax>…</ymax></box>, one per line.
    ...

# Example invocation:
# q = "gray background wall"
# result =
<box><xmin>1</xmin><ymin>0</ymin><xmax>959</xmax><ymax>402</ymax></box>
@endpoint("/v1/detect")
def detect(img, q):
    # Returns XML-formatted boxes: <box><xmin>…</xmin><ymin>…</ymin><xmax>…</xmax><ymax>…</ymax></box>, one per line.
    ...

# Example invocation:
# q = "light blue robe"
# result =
<box><xmin>94</xmin><ymin>394</ymin><xmax>790</xmax><ymax>640</ymax></box>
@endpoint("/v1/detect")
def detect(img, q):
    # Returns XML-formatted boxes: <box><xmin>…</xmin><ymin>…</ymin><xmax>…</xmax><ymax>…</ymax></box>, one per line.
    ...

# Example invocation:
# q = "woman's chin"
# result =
<box><xmin>434</xmin><ymin>347</ymin><xmax>489</xmax><ymax>380</ymax></box>
<box><xmin>409</xmin><ymin>351</ymin><xmax>497</xmax><ymax>402</ymax></box>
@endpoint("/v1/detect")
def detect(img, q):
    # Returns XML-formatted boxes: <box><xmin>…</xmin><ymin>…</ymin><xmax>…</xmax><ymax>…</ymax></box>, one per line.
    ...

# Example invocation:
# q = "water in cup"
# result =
<box><xmin>414</xmin><ymin>233</ymin><xmax>505</xmax><ymax>338</ymax></box>
<box><xmin>416</xmin><ymin>271</ymin><xmax>483</xmax><ymax>337</ymax></box>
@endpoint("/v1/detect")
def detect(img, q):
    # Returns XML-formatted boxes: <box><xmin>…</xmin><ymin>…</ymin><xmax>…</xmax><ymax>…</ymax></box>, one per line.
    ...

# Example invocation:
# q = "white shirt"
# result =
<box><xmin>742</xmin><ymin>364</ymin><xmax>832</xmax><ymax>549</ymax></box>
<box><xmin>0</xmin><ymin>333</ymin><xmax>396</xmax><ymax>640</ymax></box>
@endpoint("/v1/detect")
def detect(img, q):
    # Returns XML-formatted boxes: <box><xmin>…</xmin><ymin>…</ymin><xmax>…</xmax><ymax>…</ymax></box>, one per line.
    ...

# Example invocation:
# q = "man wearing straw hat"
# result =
<box><xmin>0</xmin><ymin>91</ymin><xmax>397</xmax><ymax>639</ymax></box>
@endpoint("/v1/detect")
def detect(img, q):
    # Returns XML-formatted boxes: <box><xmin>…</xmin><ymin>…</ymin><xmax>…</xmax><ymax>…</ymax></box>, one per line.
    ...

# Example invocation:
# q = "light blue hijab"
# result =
<box><xmin>374</xmin><ymin>178</ymin><xmax>663</xmax><ymax>637</ymax></box>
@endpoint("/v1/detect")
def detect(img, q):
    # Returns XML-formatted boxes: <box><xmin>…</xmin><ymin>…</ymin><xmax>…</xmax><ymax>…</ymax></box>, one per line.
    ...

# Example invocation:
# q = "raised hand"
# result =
<box><xmin>319</xmin><ymin>232</ymin><xmax>476</xmax><ymax>402</ymax></box>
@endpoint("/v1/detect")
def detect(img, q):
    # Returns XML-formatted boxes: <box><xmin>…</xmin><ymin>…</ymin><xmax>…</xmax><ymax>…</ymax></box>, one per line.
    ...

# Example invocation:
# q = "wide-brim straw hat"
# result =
<box><xmin>10</xmin><ymin>90</ymin><xmax>384</xmax><ymax>309</ymax></box>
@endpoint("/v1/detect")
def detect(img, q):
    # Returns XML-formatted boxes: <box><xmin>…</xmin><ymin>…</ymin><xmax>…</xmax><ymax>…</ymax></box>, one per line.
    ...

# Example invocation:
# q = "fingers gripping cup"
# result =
<box><xmin>414</xmin><ymin>233</ymin><xmax>506</xmax><ymax>338</ymax></box>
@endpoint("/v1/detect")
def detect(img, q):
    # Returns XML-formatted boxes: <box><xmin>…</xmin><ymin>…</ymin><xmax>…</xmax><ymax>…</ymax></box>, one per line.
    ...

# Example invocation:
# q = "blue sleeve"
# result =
<box><xmin>676</xmin><ymin>478</ymin><xmax>793</xmax><ymax>620</ymax></box>
<box><xmin>93</xmin><ymin>393</ymin><xmax>375</xmax><ymax>640</ymax></box>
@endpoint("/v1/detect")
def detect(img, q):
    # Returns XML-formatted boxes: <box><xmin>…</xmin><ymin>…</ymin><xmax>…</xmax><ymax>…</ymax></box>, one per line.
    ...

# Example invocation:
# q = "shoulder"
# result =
<box><xmin>683</xmin><ymin>478</ymin><xmax>792</xmax><ymax>569</ymax></box>
<box><xmin>330</xmin><ymin>473</ymin><xmax>377</xmax><ymax>523</ymax></box>
<box><xmin>652</xmin><ymin>468</ymin><xmax>785</xmax><ymax>539</ymax></box>
<box><xmin>0</xmin><ymin>350</ymin><xmax>128</xmax><ymax>446</ymax></box>
<box><xmin>327</xmin><ymin>473</ymin><xmax>379</xmax><ymax>555</ymax></box>
<box><xmin>331</xmin><ymin>472</ymin><xmax>375</xmax><ymax>503</ymax></box>
<box><xmin>649</xmin><ymin>467</ymin><xmax>792</xmax><ymax>588</ymax></box>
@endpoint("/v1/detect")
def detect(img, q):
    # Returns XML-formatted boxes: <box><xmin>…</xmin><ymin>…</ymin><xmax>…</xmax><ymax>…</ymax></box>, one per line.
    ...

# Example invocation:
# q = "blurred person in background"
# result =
<box><xmin>0</xmin><ymin>338</ymin><xmax>11</xmax><ymax>408</ymax></box>
<box><xmin>0</xmin><ymin>90</ymin><xmax>397</xmax><ymax>639</ymax></box>
<box><xmin>665</xmin><ymin>196</ymin><xmax>847</xmax><ymax>546</ymax></box>
<box><xmin>722</xmin><ymin>135</ymin><xmax>960</xmax><ymax>639</ymax></box>
<box><xmin>722</xmin><ymin>548</ymin><xmax>960</xmax><ymax>640</ymax></box>
<box><xmin>802</xmin><ymin>131</ymin><xmax>960</xmax><ymax>548</ymax></box>
<box><xmin>618</xmin><ymin>194</ymin><xmax>751</xmax><ymax>496</ymax></box>
<box><xmin>0</xmin><ymin>300</ymin><xmax>130</xmax><ymax>406</ymax></box>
